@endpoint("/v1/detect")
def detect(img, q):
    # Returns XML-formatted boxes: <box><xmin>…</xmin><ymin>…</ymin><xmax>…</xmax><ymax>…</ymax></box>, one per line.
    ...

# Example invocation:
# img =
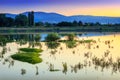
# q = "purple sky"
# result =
<box><xmin>0</xmin><ymin>0</ymin><xmax>120</xmax><ymax>16</ymax></box>
<box><xmin>1</xmin><ymin>0</ymin><xmax>119</xmax><ymax>5</ymax></box>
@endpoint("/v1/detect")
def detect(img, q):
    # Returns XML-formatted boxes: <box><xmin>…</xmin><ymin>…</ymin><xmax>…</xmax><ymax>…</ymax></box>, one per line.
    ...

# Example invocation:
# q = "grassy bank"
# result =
<box><xmin>0</xmin><ymin>26</ymin><xmax>120</xmax><ymax>35</ymax></box>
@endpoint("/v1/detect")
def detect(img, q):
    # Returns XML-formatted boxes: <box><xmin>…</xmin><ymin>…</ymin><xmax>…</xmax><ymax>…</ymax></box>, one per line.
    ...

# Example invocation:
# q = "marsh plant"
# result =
<box><xmin>11</xmin><ymin>48</ymin><xmax>43</xmax><ymax>64</ymax></box>
<box><xmin>67</xmin><ymin>33</ymin><xmax>76</xmax><ymax>41</ymax></box>
<box><xmin>65</xmin><ymin>41</ymin><xmax>77</xmax><ymax>48</ymax></box>
<box><xmin>45</xmin><ymin>33</ymin><xmax>60</xmax><ymax>42</ymax></box>
<box><xmin>0</xmin><ymin>47</ymin><xmax>7</xmax><ymax>58</ymax></box>
<box><xmin>45</xmin><ymin>33</ymin><xmax>60</xmax><ymax>49</ymax></box>
<box><xmin>62</xmin><ymin>62</ymin><xmax>68</xmax><ymax>74</ymax></box>
<box><xmin>46</xmin><ymin>42</ymin><xmax>60</xmax><ymax>49</ymax></box>
<box><xmin>35</xmin><ymin>66</ymin><xmax>39</xmax><ymax>75</ymax></box>
<box><xmin>21</xmin><ymin>69</ymin><xmax>26</xmax><ymax>75</ymax></box>
<box><xmin>34</xmin><ymin>34</ymin><xmax>41</xmax><ymax>42</ymax></box>
<box><xmin>50</xmin><ymin>49</ymin><xmax>57</xmax><ymax>55</ymax></box>
<box><xmin>49</xmin><ymin>63</ymin><xmax>60</xmax><ymax>72</ymax></box>
<box><xmin>0</xmin><ymin>35</ymin><xmax>12</xmax><ymax>46</ymax></box>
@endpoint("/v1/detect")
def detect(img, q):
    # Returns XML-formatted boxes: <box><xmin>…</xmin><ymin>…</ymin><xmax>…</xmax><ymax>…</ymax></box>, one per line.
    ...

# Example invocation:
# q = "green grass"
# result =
<box><xmin>11</xmin><ymin>48</ymin><xmax>43</xmax><ymax>64</ymax></box>
<box><xmin>19</xmin><ymin>48</ymin><xmax>43</xmax><ymax>53</ymax></box>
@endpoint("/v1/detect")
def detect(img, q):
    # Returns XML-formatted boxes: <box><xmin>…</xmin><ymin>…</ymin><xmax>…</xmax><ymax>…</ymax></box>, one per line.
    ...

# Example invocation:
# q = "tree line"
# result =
<box><xmin>34</xmin><ymin>21</ymin><xmax>120</xmax><ymax>27</ymax></box>
<box><xmin>0</xmin><ymin>11</ymin><xmax>34</xmax><ymax>27</ymax></box>
<box><xmin>0</xmin><ymin>13</ymin><xmax>120</xmax><ymax>27</ymax></box>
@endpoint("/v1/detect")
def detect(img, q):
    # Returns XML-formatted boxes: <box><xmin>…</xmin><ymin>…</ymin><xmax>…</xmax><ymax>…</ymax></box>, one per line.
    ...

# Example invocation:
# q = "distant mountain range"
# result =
<box><xmin>5</xmin><ymin>12</ymin><xmax>120</xmax><ymax>24</ymax></box>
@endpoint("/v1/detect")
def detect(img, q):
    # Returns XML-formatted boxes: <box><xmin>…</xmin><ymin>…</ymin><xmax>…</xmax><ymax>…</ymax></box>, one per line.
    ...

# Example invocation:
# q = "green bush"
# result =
<box><xmin>34</xmin><ymin>34</ymin><xmax>41</xmax><ymax>42</ymax></box>
<box><xmin>45</xmin><ymin>33</ymin><xmax>60</xmax><ymax>42</ymax></box>
<box><xmin>67</xmin><ymin>33</ymin><xmax>76</xmax><ymax>41</ymax></box>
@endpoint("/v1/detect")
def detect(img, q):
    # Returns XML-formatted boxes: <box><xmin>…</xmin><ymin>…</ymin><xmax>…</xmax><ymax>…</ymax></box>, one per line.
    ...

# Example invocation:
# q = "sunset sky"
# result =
<box><xmin>0</xmin><ymin>0</ymin><xmax>120</xmax><ymax>17</ymax></box>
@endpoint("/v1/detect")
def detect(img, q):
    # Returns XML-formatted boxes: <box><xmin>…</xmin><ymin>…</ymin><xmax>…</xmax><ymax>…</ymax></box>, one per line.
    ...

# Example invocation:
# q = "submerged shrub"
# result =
<box><xmin>66</xmin><ymin>41</ymin><xmax>77</xmax><ymax>48</ymax></box>
<box><xmin>34</xmin><ymin>34</ymin><xmax>41</xmax><ymax>42</ymax></box>
<box><xmin>45</xmin><ymin>33</ymin><xmax>60</xmax><ymax>42</ymax></box>
<box><xmin>46</xmin><ymin>42</ymin><xmax>60</xmax><ymax>49</ymax></box>
<box><xmin>67</xmin><ymin>33</ymin><xmax>76</xmax><ymax>41</ymax></box>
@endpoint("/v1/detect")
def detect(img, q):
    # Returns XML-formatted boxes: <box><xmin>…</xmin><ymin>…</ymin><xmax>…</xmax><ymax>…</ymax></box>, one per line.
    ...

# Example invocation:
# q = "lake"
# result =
<box><xmin>0</xmin><ymin>32</ymin><xmax>120</xmax><ymax>80</ymax></box>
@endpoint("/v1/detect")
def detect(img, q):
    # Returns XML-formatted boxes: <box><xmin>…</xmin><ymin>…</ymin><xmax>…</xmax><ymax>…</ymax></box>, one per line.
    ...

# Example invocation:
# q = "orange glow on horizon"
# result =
<box><xmin>0</xmin><ymin>5</ymin><xmax>120</xmax><ymax>17</ymax></box>
<box><xmin>52</xmin><ymin>5</ymin><xmax>120</xmax><ymax>17</ymax></box>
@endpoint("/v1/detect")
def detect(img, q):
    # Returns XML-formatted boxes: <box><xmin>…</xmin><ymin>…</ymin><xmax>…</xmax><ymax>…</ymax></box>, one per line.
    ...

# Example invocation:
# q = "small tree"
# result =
<box><xmin>67</xmin><ymin>33</ymin><xmax>75</xmax><ymax>41</ymax></box>
<box><xmin>78</xmin><ymin>21</ymin><xmax>83</xmax><ymax>26</ymax></box>
<box><xmin>35</xmin><ymin>34</ymin><xmax>41</xmax><ymax>42</ymax></box>
<box><xmin>45</xmin><ymin>33</ymin><xmax>60</xmax><ymax>42</ymax></box>
<box><xmin>72</xmin><ymin>20</ymin><xmax>78</xmax><ymax>26</ymax></box>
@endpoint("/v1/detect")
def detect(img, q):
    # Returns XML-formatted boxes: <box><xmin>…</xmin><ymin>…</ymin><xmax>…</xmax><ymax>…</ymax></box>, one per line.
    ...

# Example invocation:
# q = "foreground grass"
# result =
<box><xmin>11</xmin><ymin>48</ymin><xmax>43</xmax><ymax>64</ymax></box>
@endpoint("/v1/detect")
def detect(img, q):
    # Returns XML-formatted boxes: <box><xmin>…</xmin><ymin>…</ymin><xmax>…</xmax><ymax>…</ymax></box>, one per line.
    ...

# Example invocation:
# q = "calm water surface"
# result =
<box><xmin>0</xmin><ymin>32</ymin><xmax>120</xmax><ymax>80</ymax></box>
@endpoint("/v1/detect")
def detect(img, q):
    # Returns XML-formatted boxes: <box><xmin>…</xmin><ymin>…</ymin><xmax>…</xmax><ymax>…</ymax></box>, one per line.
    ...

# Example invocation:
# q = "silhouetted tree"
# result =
<box><xmin>15</xmin><ymin>14</ymin><xmax>28</xmax><ymax>26</ymax></box>
<box><xmin>57</xmin><ymin>21</ymin><xmax>73</xmax><ymax>27</ymax></box>
<box><xmin>28</xmin><ymin>11</ymin><xmax>34</xmax><ymax>26</ymax></box>
<box><xmin>95</xmin><ymin>22</ymin><xmax>101</xmax><ymax>26</ymax></box>
<box><xmin>0</xmin><ymin>14</ymin><xmax>6</xmax><ymax>27</ymax></box>
<box><xmin>45</xmin><ymin>22</ymin><xmax>53</xmax><ymax>27</ymax></box>
<box><xmin>78</xmin><ymin>21</ymin><xmax>83</xmax><ymax>26</ymax></box>
<box><xmin>35</xmin><ymin>22</ymin><xmax>44</xmax><ymax>26</ymax></box>
<box><xmin>72</xmin><ymin>20</ymin><xmax>78</xmax><ymax>26</ymax></box>
<box><xmin>6</xmin><ymin>17</ymin><xmax>14</xmax><ymax>27</ymax></box>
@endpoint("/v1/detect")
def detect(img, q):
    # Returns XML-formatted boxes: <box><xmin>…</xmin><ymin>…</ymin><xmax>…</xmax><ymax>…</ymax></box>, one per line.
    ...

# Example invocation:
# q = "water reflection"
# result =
<box><xmin>62</xmin><ymin>62</ymin><xmax>68</xmax><ymax>74</ymax></box>
<box><xmin>21</xmin><ymin>69</ymin><xmax>26</xmax><ymax>75</ymax></box>
<box><xmin>48</xmin><ymin>63</ymin><xmax>60</xmax><ymax>72</ymax></box>
<box><xmin>0</xmin><ymin>33</ymin><xmax>120</xmax><ymax>80</ymax></box>
<box><xmin>0</xmin><ymin>47</ymin><xmax>7</xmax><ymax>59</ymax></box>
<box><xmin>35</xmin><ymin>66</ymin><xmax>39</xmax><ymax>75</ymax></box>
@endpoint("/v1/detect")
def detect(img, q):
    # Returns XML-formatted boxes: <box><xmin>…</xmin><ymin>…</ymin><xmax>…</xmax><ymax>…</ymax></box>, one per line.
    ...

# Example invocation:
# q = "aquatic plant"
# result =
<box><xmin>45</xmin><ymin>33</ymin><xmax>60</xmax><ymax>42</ymax></box>
<box><xmin>21</xmin><ymin>69</ymin><xmax>26</xmax><ymax>75</ymax></box>
<box><xmin>67</xmin><ymin>33</ymin><xmax>76</xmax><ymax>41</ymax></box>
<box><xmin>65</xmin><ymin>41</ymin><xmax>77</xmax><ymax>48</ymax></box>
<box><xmin>11</xmin><ymin>48</ymin><xmax>43</xmax><ymax>64</ymax></box>
<box><xmin>62</xmin><ymin>62</ymin><xmax>68</xmax><ymax>74</ymax></box>
<box><xmin>49</xmin><ymin>63</ymin><xmax>60</xmax><ymax>72</ymax></box>
<box><xmin>19</xmin><ymin>48</ymin><xmax>43</xmax><ymax>53</ymax></box>
<box><xmin>34</xmin><ymin>34</ymin><xmax>41</xmax><ymax>42</ymax></box>
<box><xmin>46</xmin><ymin>42</ymin><xmax>60</xmax><ymax>49</ymax></box>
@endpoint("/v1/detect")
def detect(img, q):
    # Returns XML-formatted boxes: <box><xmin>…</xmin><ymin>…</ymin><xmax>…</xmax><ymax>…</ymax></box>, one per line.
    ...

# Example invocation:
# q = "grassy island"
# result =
<box><xmin>11</xmin><ymin>48</ymin><xmax>43</xmax><ymax>64</ymax></box>
<box><xmin>19</xmin><ymin>48</ymin><xmax>43</xmax><ymax>53</ymax></box>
